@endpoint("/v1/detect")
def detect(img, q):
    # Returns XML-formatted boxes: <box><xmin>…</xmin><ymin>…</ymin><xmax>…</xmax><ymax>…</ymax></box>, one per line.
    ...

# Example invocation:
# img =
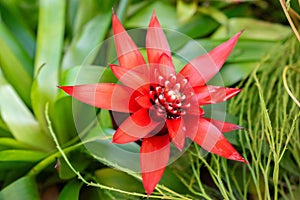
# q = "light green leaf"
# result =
<box><xmin>177</xmin><ymin>0</ymin><xmax>197</xmax><ymax>24</ymax></box>
<box><xmin>0</xmin><ymin>150</ymin><xmax>46</xmax><ymax>162</ymax></box>
<box><xmin>0</xmin><ymin>72</ymin><xmax>54</xmax><ymax>151</ymax></box>
<box><xmin>58</xmin><ymin>180</ymin><xmax>83</xmax><ymax>200</ymax></box>
<box><xmin>32</xmin><ymin>0</ymin><xmax>66</xmax><ymax>131</ymax></box>
<box><xmin>72</xmin><ymin>0</ymin><xmax>101</xmax><ymax>34</ymax></box>
<box><xmin>212</xmin><ymin>18</ymin><xmax>292</xmax><ymax>41</ymax></box>
<box><xmin>54</xmin><ymin>65</ymin><xmax>107</xmax><ymax>143</ymax></box>
<box><xmin>62</xmin><ymin>12</ymin><xmax>111</xmax><ymax>72</ymax></box>
<box><xmin>0</xmin><ymin>176</ymin><xmax>39</xmax><ymax>200</ymax></box>
<box><xmin>0</xmin><ymin>21</ymin><xmax>33</xmax><ymax>106</ymax></box>
<box><xmin>126</xmin><ymin>1</ymin><xmax>178</xmax><ymax>29</ymax></box>
<box><xmin>0</xmin><ymin>138</ymin><xmax>33</xmax><ymax>150</ymax></box>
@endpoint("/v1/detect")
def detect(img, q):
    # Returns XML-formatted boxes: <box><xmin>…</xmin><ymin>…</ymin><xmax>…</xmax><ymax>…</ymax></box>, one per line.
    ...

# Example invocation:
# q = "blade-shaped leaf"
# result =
<box><xmin>212</xmin><ymin>18</ymin><xmax>291</xmax><ymax>41</ymax></box>
<box><xmin>32</xmin><ymin>0</ymin><xmax>66</xmax><ymax>131</ymax></box>
<box><xmin>0</xmin><ymin>150</ymin><xmax>46</xmax><ymax>162</ymax></box>
<box><xmin>0</xmin><ymin>176</ymin><xmax>39</xmax><ymax>200</ymax></box>
<box><xmin>0</xmin><ymin>71</ymin><xmax>54</xmax><ymax>151</ymax></box>
<box><xmin>0</xmin><ymin>4</ymin><xmax>36</xmax><ymax>58</ymax></box>
<box><xmin>62</xmin><ymin>12</ymin><xmax>111</xmax><ymax>72</ymax></box>
<box><xmin>0</xmin><ymin>21</ymin><xmax>33</xmax><ymax>106</ymax></box>
<box><xmin>58</xmin><ymin>180</ymin><xmax>83</xmax><ymax>200</ymax></box>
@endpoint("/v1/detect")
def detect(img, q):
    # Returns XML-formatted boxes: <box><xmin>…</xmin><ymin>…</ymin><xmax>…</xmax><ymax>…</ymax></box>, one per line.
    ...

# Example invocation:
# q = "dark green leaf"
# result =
<box><xmin>95</xmin><ymin>168</ymin><xmax>144</xmax><ymax>193</ymax></box>
<box><xmin>0</xmin><ymin>176</ymin><xmax>39</xmax><ymax>200</ymax></box>
<box><xmin>208</xmin><ymin>62</ymin><xmax>257</xmax><ymax>86</ymax></box>
<box><xmin>58</xmin><ymin>180</ymin><xmax>83</xmax><ymax>200</ymax></box>
<box><xmin>0</xmin><ymin>4</ymin><xmax>36</xmax><ymax>58</ymax></box>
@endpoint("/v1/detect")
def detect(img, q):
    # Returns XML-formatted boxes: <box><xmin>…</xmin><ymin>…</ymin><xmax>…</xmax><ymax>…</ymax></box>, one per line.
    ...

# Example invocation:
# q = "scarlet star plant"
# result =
<box><xmin>59</xmin><ymin>11</ymin><xmax>247</xmax><ymax>195</ymax></box>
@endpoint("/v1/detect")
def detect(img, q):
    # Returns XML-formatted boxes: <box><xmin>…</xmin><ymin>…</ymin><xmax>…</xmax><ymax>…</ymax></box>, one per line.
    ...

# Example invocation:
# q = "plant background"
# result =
<box><xmin>0</xmin><ymin>0</ymin><xmax>299</xmax><ymax>199</ymax></box>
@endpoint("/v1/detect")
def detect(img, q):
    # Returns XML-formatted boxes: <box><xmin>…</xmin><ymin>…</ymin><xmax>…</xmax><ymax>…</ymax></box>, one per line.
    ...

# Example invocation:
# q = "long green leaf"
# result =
<box><xmin>0</xmin><ymin>176</ymin><xmax>40</xmax><ymax>200</ymax></box>
<box><xmin>32</xmin><ymin>0</ymin><xmax>66</xmax><ymax>131</ymax></box>
<box><xmin>0</xmin><ymin>4</ymin><xmax>36</xmax><ymax>58</ymax></box>
<box><xmin>0</xmin><ymin>21</ymin><xmax>32</xmax><ymax>106</ymax></box>
<box><xmin>0</xmin><ymin>150</ymin><xmax>46</xmax><ymax>162</ymax></box>
<box><xmin>0</xmin><ymin>71</ymin><xmax>54</xmax><ymax>151</ymax></box>
<box><xmin>212</xmin><ymin>18</ymin><xmax>292</xmax><ymax>41</ymax></box>
<box><xmin>62</xmin><ymin>12</ymin><xmax>111</xmax><ymax>72</ymax></box>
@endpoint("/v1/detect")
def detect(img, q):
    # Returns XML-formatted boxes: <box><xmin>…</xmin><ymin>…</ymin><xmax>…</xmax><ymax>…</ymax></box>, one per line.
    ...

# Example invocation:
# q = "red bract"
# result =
<box><xmin>59</xmin><ymin>11</ymin><xmax>247</xmax><ymax>195</ymax></box>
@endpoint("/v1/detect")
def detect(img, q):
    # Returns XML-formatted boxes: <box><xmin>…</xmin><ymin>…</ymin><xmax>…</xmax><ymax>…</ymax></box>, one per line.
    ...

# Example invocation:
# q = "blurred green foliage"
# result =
<box><xmin>0</xmin><ymin>0</ymin><xmax>298</xmax><ymax>199</ymax></box>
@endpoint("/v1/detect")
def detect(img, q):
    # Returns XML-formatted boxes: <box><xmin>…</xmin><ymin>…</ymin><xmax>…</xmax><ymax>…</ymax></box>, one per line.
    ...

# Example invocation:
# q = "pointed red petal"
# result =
<box><xmin>146</xmin><ymin>12</ymin><xmax>173</xmax><ymax>68</ymax></box>
<box><xmin>166</xmin><ymin>118</ymin><xmax>186</xmax><ymax>151</ymax></box>
<box><xmin>110</xmin><ymin>64</ymin><xmax>150</xmax><ymax>93</ymax></box>
<box><xmin>135</xmin><ymin>95</ymin><xmax>153</xmax><ymax>109</ymax></box>
<box><xmin>179</xmin><ymin>31</ymin><xmax>242</xmax><ymax>87</ymax></box>
<box><xmin>112</xmin><ymin>13</ymin><xmax>146</xmax><ymax>69</ymax></box>
<box><xmin>193</xmin><ymin>85</ymin><xmax>241</xmax><ymax>105</ymax></box>
<box><xmin>58</xmin><ymin>84</ymin><xmax>140</xmax><ymax>113</ymax></box>
<box><xmin>203</xmin><ymin>118</ymin><xmax>243</xmax><ymax>133</ymax></box>
<box><xmin>112</xmin><ymin>108</ymin><xmax>162</xmax><ymax>144</ymax></box>
<box><xmin>140</xmin><ymin>134</ymin><xmax>170</xmax><ymax>195</ymax></box>
<box><xmin>158</xmin><ymin>53</ymin><xmax>175</xmax><ymax>75</ymax></box>
<box><xmin>186</xmin><ymin>118</ymin><xmax>246</xmax><ymax>163</ymax></box>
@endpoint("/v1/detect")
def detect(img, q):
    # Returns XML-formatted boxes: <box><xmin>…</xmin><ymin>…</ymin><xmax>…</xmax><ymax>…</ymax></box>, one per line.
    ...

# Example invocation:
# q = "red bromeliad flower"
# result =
<box><xmin>59</xmin><ymin>11</ymin><xmax>247</xmax><ymax>195</ymax></box>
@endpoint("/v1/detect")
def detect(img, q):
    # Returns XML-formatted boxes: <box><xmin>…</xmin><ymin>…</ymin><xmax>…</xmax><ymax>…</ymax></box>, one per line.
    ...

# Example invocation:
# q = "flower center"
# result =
<box><xmin>149</xmin><ymin>74</ymin><xmax>191</xmax><ymax>119</ymax></box>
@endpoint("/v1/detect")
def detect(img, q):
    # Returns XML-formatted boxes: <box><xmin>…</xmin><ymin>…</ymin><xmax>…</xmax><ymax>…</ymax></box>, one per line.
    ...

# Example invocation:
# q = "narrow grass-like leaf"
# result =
<box><xmin>0</xmin><ymin>22</ymin><xmax>33</xmax><ymax>106</ymax></box>
<box><xmin>32</xmin><ymin>0</ymin><xmax>66</xmax><ymax>130</ymax></box>
<box><xmin>0</xmin><ymin>72</ymin><xmax>54</xmax><ymax>151</ymax></box>
<box><xmin>0</xmin><ymin>176</ymin><xmax>40</xmax><ymax>200</ymax></box>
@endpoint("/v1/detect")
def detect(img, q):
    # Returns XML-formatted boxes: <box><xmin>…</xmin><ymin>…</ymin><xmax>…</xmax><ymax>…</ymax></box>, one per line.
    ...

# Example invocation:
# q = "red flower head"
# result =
<box><xmin>59</xmin><ymin>11</ymin><xmax>247</xmax><ymax>195</ymax></box>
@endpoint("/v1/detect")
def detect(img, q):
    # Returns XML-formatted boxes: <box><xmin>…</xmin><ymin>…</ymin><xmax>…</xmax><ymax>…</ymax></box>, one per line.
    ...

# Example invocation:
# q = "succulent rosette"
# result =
<box><xmin>59</xmin><ymin>11</ymin><xmax>247</xmax><ymax>195</ymax></box>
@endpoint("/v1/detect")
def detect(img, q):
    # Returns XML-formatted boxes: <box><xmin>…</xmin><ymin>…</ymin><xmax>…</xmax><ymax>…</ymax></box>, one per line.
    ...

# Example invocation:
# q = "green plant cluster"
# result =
<box><xmin>0</xmin><ymin>0</ymin><xmax>298</xmax><ymax>199</ymax></box>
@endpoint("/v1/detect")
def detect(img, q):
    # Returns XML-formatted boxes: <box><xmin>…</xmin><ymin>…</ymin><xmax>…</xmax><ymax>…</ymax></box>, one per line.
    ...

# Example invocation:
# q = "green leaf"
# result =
<box><xmin>125</xmin><ymin>1</ymin><xmax>178</xmax><ymax>29</ymax></box>
<box><xmin>208</xmin><ymin>62</ymin><xmax>257</xmax><ymax>86</ymax></box>
<box><xmin>54</xmin><ymin>65</ymin><xmax>107</xmax><ymax>143</ymax></box>
<box><xmin>177</xmin><ymin>0</ymin><xmax>197</xmax><ymax>24</ymax></box>
<box><xmin>58</xmin><ymin>152</ymin><xmax>90</xmax><ymax>180</ymax></box>
<box><xmin>0</xmin><ymin>138</ymin><xmax>33</xmax><ymax>150</ymax></box>
<box><xmin>83</xmin><ymin>126</ymin><xmax>140</xmax><ymax>172</ymax></box>
<box><xmin>72</xmin><ymin>0</ymin><xmax>102</xmax><ymax>34</ymax></box>
<box><xmin>0</xmin><ymin>21</ymin><xmax>33</xmax><ymax>106</ymax></box>
<box><xmin>95</xmin><ymin>168</ymin><xmax>144</xmax><ymax>193</ymax></box>
<box><xmin>58</xmin><ymin>180</ymin><xmax>83</xmax><ymax>200</ymax></box>
<box><xmin>0</xmin><ymin>72</ymin><xmax>54</xmax><ymax>151</ymax></box>
<box><xmin>32</xmin><ymin>0</ymin><xmax>66</xmax><ymax>131</ymax></box>
<box><xmin>0</xmin><ymin>150</ymin><xmax>46</xmax><ymax>162</ymax></box>
<box><xmin>0</xmin><ymin>176</ymin><xmax>40</xmax><ymax>200</ymax></box>
<box><xmin>62</xmin><ymin>12</ymin><xmax>112</xmax><ymax>72</ymax></box>
<box><xmin>0</xmin><ymin>4</ymin><xmax>36</xmax><ymax>58</ymax></box>
<box><xmin>175</xmin><ymin>14</ymin><xmax>219</xmax><ymax>38</ymax></box>
<box><xmin>211</xmin><ymin>18</ymin><xmax>292</xmax><ymax>41</ymax></box>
